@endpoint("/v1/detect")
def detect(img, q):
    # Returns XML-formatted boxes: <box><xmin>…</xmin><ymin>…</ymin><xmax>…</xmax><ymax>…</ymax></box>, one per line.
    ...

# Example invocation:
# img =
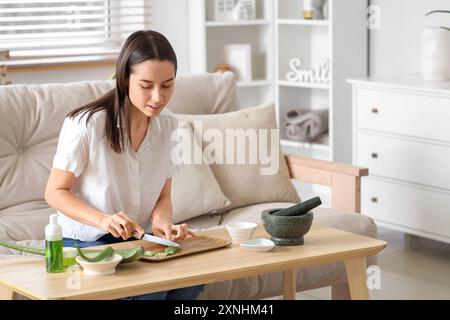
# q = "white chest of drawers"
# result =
<box><xmin>349</xmin><ymin>76</ymin><xmax>450</xmax><ymax>244</ymax></box>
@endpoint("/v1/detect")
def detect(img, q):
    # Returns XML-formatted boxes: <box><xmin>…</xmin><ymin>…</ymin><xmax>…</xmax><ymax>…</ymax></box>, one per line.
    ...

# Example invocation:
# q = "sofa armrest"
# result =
<box><xmin>284</xmin><ymin>154</ymin><xmax>369</xmax><ymax>213</ymax></box>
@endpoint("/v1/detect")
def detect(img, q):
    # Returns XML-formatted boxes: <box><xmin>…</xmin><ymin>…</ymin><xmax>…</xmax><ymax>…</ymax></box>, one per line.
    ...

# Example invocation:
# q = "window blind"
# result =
<box><xmin>0</xmin><ymin>0</ymin><xmax>152</xmax><ymax>67</ymax></box>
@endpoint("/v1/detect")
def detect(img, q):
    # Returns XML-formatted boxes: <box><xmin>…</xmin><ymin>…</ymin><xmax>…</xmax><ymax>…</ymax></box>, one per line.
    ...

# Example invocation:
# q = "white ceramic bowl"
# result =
<box><xmin>225</xmin><ymin>222</ymin><xmax>258</xmax><ymax>243</ymax></box>
<box><xmin>76</xmin><ymin>253</ymin><xmax>123</xmax><ymax>276</ymax></box>
<box><xmin>240</xmin><ymin>238</ymin><xmax>275</xmax><ymax>252</ymax></box>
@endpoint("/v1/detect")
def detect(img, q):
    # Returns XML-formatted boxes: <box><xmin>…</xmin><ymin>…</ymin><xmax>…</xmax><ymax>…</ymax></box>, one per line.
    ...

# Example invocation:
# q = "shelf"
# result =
<box><xmin>278</xmin><ymin>80</ymin><xmax>330</xmax><ymax>90</ymax></box>
<box><xmin>277</xmin><ymin>19</ymin><xmax>330</xmax><ymax>27</ymax></box>
<box><xmin>281</xmin><ymin>137</ymin><xmax>330</xmax><ymax>152</ymax></box>
<box><xmin>206</xmin><ymin>20</ymin><xmax>271</xmax><ymax>27</ymax></box>
<box><xmin>237</xmin><ymin>80</ymin><xmax>272</xmax><ymax>88</ymax></box>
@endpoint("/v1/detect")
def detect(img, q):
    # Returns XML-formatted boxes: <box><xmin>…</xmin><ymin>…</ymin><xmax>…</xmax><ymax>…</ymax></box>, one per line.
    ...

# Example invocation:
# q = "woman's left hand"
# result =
<box><xmin>152</xmin><ymin>216</ymin><xmax>195</xmax><ymax>243</ymax></box>
<box><xmin>171</xmin><ymin>223</ymin><xmax>196</xmax><ymax>242</ymax></box>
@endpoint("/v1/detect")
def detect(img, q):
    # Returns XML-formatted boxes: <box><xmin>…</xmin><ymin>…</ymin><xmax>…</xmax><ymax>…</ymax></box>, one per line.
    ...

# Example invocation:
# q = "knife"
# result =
<box><xmin>132</xmin><ymin>231</ymin><xmax>180</xmax><ymax>248</ymax></box>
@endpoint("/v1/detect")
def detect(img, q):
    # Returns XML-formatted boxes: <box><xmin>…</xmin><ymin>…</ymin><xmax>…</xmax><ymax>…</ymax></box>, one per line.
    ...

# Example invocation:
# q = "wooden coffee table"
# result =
<box><xmin>0</xmin><ymin>224</ymin><xmax>386</xmax><ymax>300</ymax></box>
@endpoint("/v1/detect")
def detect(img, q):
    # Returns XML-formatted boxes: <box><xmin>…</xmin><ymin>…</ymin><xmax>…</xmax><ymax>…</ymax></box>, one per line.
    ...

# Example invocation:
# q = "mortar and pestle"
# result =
<box><xmin>261</xmin><ymin>197</ymin><xmax>322</xmax><ymax>246</ymax></box>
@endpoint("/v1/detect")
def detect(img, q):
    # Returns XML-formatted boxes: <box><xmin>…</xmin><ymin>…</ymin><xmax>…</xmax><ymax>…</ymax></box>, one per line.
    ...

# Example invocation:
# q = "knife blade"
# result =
<box><xmin>133</xmin><ymin>231</ymin><xmax>180</xmax><ymax>247</ymax></box>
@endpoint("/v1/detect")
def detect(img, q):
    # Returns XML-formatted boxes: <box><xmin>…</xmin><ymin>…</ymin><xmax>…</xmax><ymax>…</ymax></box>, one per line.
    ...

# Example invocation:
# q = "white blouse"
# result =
<box><xmin>52</xmin><ymin>107</ymin><xmax>182</xmax><ymax>241</ymax></box>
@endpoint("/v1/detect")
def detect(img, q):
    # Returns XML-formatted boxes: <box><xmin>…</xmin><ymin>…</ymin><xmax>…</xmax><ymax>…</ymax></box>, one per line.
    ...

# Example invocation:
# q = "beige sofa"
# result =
<box><xmin>0</xmin><ymin>73</ymin><xmax>375</xmax><ymax>300</ymax></box>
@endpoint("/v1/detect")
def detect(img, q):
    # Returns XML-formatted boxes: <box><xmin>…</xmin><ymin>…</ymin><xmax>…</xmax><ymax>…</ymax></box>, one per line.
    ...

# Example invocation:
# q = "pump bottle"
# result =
<box><xmin>45</xmin><ymin>214</ymin><xmax>64</xmax><ymax>273</ymax></box>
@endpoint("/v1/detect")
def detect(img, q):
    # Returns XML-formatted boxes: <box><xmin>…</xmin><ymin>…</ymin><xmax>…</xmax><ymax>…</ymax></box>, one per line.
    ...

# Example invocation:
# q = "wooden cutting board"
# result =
<box><xmin>101</xmin><ymin>235</ymin><xmax>232</xmax><ymax>262</ymax></box>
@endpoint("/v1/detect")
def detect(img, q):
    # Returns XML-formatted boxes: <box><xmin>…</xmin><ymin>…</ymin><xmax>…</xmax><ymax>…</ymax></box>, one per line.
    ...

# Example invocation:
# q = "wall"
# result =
<box><xmin>8</xmin><ymin>0</ymin><xmax>190</xmax><ymax>85</ymax></box>
<box><xmin>369</xmin><ymin>0</ymin><xmax>450</xmax><ymax>77</ymax></box>
<box><xmin>150</xmin><ymin>0</ymin><xmax>190</xmax><ymax>75</ymax></box>
<box><xmin>10</xmin><ymin>0</ymin><xmax>450</xmax><ymax>83</ymax></box>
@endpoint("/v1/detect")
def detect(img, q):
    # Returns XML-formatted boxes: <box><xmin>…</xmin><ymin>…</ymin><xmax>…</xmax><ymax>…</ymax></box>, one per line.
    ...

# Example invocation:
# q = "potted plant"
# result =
<box><xmin>422</xmin><ymin>10</ymin><xmax>450</xmax><ymax>81</ymax></box>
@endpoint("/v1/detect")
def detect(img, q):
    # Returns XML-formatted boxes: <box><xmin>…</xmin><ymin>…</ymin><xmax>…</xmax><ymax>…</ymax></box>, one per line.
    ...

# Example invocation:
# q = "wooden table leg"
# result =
<box><xmin>283</xmin><ymin>269</ymin><xmax>296</xmax><ymax>300</ymax></box>
<box><xmin>331</xmin><ymin>282</ymin><xmax>351</xmax><ymax>300</ymax></box>
<box><xmin>0</xmin><ymin>286</ymin><xmax>16</xmax><ymax>300</ymax></box>
<box><xmin>345</xmin><ymin>257</ymin><xmax>369</xmax><ymax>300</ymax></box>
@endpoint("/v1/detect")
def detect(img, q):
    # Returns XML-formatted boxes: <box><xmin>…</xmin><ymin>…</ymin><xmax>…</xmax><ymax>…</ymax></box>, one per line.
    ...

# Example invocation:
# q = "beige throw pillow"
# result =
<box><xmin>167</xmin><ymin>72</ymin><xmax>240</xmax><ymax>115</ymax></box>
<box><xmin>175</xmin><ymin>104</ymin><xmax>300</xmax><ymax>212</ymax></box>
<box><xmin>171</xmin><ymin>122</ymin><xmax>231</xmax><ymax>223</ymax></box>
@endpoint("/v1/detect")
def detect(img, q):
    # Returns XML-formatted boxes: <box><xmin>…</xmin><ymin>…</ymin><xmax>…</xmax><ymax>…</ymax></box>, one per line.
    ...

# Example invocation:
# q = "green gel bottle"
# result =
<box><xmin>45</xmin><ymin>214</ymin><xmax>64</xmax><ymax>273</ymax></box>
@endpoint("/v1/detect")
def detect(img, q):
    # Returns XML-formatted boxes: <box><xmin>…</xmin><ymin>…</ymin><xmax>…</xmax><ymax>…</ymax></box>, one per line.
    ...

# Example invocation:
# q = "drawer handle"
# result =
<box><xmin>371</xmin><ymin>197</ymin><xmax>378</xmax><ymax>203</ymax></box>
<box><xmin>371</xmin><ymin>107</ymin><xmax>379</xmax><ymax>114</ymax></box>
<box><xmin>371</xmin><ymin>153</ymin><xmax>378</xmax><ymax>159</ymax></box>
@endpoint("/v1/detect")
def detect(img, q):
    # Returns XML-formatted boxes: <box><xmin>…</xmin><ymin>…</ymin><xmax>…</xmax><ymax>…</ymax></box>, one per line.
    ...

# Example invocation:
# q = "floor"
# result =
<box><xmin>269</xmin><ymin>226</ymin><xmax>450</xmax><ymax>300</ymax></box>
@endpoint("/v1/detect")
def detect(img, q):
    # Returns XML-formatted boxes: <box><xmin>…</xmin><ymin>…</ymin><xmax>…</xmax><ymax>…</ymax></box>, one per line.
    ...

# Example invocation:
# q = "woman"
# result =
<box><xmin>45</xmin><ymin>30</ymin><xmax>204</xmax><ymax>300</ymax></box>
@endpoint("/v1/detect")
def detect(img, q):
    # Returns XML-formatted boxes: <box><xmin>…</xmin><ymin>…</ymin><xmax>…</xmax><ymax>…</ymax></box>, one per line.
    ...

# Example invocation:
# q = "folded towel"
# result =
<box><xmin>284</xmin><ymin>109</ymin><xmax>329</xmax><ymax>142</ymax></box>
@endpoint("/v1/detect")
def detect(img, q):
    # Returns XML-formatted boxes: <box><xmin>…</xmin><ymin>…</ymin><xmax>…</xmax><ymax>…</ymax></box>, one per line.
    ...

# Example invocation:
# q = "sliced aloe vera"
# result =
<box><xmin>144</xmin><ymin>247</ymin><xmax>180</xmax><ymax>259</ymax></box>
<box><xmin>164</xmin><ymin>247</ymin><xmax>179</xmax><ymax>255</ymax></box>
<box><xmin>144</xmin><ymin>250</ymin><xmax>157</xmax><ymax>257</ymax></box>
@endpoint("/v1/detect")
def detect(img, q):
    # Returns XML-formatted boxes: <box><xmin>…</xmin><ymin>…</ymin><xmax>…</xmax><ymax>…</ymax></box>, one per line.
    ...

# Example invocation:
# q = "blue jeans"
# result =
<box><xmin>63</xmin><ymin>233</ymin><xmax>204</xmax><ymax>300</ymax></box>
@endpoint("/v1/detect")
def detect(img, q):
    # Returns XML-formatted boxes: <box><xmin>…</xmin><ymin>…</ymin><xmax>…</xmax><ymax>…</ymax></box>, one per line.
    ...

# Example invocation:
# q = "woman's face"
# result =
<box><xmin>128</xmin><ymin>59</ymin><xmax>176</xmax><ymax>118</ymax></box>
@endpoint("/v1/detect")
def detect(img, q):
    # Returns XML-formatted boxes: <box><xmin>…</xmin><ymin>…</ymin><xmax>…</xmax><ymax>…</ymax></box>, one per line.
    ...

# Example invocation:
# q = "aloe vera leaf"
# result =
<box><xmin>76</xmin><ymin>246</ymin><xmax>114</xmax><ymax>262</ymax></box>
<box><xmin>0</xmin><ymin>241</ymin><xmax>45</xmax><ymax>256</ymax></box>
<box><xmin>76</xmin><ymin>247</ymin><xmax>144</xmax><ymax>264</ymax></box>
<box><xmin>0</xmin><ymin>241</ymin><xmax>143</xmax><ymax>264</ymax></box>
<box><xmin>116</xmin><ymin>247</ymin><xmax>145</xmax><ymax>263</ymax></box>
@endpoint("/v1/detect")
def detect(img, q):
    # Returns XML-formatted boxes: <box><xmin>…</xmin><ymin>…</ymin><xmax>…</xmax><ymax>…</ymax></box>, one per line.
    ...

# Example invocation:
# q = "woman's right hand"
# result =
<box><xmin>99</xmin><ymin>211</ymin><xmax>145</xmax><ymax>240</ymax></box>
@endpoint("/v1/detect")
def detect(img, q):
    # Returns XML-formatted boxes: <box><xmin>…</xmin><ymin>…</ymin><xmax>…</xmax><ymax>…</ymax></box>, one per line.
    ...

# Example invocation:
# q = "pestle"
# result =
<box><xmin>271</xmin><ymin>197</ymin><xmax>322</xmax><ymax>217</ymax></box>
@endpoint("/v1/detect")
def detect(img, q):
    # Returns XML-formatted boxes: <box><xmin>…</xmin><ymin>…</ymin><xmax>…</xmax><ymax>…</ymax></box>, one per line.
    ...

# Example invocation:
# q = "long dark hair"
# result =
<box><xmin>68</xmin><ymin>30</ymin><xmax>178</xmax><ymax>153</ymax></box>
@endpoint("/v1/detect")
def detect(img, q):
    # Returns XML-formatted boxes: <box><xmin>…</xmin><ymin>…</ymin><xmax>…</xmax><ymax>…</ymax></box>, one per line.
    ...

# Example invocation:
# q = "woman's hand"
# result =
<box><xmin>152</xmin><ymin>216</ymin><xmax>195</xmax><ymax>243</ymax></box>
<box><xmin>151</xmin><ymin>179</ymin><xmax>195</xmax><ymax>243</ymax></box>
<box><xmin>171</xmin><ymin>223</ymin><xmax>196</xmax><ymax>242</ymax></box>
<box><xmin>100</xmin><ymin>211</ymin><xmax>145</xmax><ymax>240</ymax></box>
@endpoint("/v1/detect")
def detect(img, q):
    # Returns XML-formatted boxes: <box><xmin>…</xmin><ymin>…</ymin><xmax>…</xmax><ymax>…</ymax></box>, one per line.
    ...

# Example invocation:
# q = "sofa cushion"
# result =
<box><xmin>0</xmin><ymin>81</ymin><xmax>115</xmax><ymax>211</ymax></box>
<box><xmin>172</xmin><ymin>122</ymin><xmax>230</xmax><ymax>223</ymax></box>
<box><xmin>183</xmin><ymin>214</ymin><xmax>223</xmax><ymax>232</ymax></box>
<box><xmin>175</xmin><ymin>104</ymin><xmax>301</xmax><ymax>212</ymax></box>
<box><xmin>167</xmin><ymin>72</ymin><xmax>240</xmax><ymax>114</ymax></box>
<box><xmin>0</xmin><ymin>201</ymin><xmax>56</xmax><ymax>241</ymax></box>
